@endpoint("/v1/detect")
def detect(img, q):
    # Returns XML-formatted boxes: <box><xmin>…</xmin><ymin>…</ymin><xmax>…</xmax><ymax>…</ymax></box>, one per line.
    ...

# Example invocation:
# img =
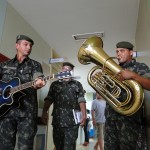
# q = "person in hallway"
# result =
<box><xmin>91</xmin><ymin>92</ymin><xmax>106</xmax><ymax>150</ymax></box>
<box><xmin>0</xmin><ymin>35</ymin><xmax>46</xmax><ymax>150</ymax></box>
<box><xmin>104</xmin><ymin>41</ymin><xmax>150</xmax><ymax>150</ymax></box>
<box><xmin>41</xmin><ymin>62</ymin><xmax>86</xmax><ymax>150</ymax></box>
<box><xmin>83</xmin><ymin>109</ymin><xmax>91</xmax><ymax>146</ymax></box>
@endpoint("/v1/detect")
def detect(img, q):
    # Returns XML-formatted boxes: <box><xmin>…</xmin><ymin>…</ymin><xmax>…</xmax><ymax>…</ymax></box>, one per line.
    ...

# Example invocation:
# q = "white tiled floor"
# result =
<box><xmin>76</xmin><ymin>138</ymin><xmax>97</xmax><ymax>150</ymax></box>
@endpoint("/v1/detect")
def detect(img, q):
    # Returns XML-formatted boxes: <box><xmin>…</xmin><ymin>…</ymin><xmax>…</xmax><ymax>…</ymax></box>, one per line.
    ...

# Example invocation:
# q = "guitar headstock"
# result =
<box><xmin>55</xmin><ymin>71</ymin><xmax>73</xmax><ymax>79</ymax></box>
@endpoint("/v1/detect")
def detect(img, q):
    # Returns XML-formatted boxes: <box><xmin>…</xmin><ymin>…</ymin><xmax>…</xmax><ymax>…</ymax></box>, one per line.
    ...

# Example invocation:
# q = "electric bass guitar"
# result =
<box><xmin>0</xmin><ymin>71</ymin><xmax>72</xmax><ymax>118</ymax></box>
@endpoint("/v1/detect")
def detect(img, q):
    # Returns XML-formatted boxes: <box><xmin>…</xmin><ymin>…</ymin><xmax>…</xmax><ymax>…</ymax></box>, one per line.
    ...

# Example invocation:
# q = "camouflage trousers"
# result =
<box><xmin>104</xmin><ymin>118</ymin><xmax>148</xmax><ymax>150</ymax></box>
<box><xmin>53</xmin><ymin>126</ymin><xmax>79</xmax><ymax>150</ymax></box>
<box><xmin>0</xmin><ymin>116</ymin><xmax>37</xmax><ymax>150</ymax></box>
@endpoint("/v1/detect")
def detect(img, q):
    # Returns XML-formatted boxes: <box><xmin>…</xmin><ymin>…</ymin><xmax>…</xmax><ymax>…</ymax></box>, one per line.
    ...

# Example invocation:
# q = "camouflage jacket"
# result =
<box><xmin>44</xmin><ymin>79</ymin><xmax>86</xmax><ymax>127</ymax></box>
<box><xmin>105</xmin><ymin>59</ymin><xmax>150</xmax><ymax>123</ymax></box>
<box><xmin>0</xmin><ymin>55</ymin><xmax>43</xmax><ymax>118</ymax></box>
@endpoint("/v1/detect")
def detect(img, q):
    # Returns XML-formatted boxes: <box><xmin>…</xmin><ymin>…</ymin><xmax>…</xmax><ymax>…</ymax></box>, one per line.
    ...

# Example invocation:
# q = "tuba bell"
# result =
<box><xmin>78</xmin><ymin>36</ymin><xmax>144</xmax><ymax>116</ymax></box>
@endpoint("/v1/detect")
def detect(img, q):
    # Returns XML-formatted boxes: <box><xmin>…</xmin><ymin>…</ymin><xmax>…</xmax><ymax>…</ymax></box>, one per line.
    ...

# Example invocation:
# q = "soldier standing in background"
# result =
<box><xmin>41</xmin><ymin>62</ymin><xmax>86</xmax><ymax>150</ymax></box>
<box><xmin>91</xmin><ymin>92</ymin><xmax>106</xmax><ymax>150</ymax></box>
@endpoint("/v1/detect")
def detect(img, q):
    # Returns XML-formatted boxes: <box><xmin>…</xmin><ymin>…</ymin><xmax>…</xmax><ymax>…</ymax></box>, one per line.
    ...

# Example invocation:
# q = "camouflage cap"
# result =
<box><xmin>62</xmin><ymin>62</ymin><xmax>74</xmax><ymax>69</ymax></box>
<box><xmin>16</xmin><ymin>35</ymin><xmax>34</xmax><ymax>45</ymax></box>
<box><xmin>116</xmin><ymin>41</ymin><xmax>134</xmax><ymax>50</ymax></box>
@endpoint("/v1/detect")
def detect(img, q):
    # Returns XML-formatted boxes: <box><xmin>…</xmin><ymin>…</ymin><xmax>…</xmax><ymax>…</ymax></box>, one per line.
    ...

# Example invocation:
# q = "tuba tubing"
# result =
<box><xmin>78</xmin><ymin>36</ymin><xmax>144</xmax><ymax>116</ymax></box>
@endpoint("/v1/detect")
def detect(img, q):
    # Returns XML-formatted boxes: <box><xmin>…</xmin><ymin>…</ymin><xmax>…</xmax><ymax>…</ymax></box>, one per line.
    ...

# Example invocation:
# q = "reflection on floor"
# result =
<box><xmin>76</xmin><ymin>138</ymin><xmax>96</xmax><ymax>150</ymax></box>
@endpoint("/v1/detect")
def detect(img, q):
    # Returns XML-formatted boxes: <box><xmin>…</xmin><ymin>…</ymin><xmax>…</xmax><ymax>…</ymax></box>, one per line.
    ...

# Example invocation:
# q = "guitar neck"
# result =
<box><xmin>10</xmin><ymin>71</ymin><xmax>71</xmax><ymax>94</ymax></box>
<box><xmin>10</xmin><ymin>74</ymin><xmax>54</xmax><ymax>93</ymax></box>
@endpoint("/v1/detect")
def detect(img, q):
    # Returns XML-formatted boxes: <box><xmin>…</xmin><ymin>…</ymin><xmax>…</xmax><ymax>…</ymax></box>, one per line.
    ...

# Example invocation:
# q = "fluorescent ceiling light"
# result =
<box><xmin>72</xmin><ymin>32</ymin><xmax>104</xmax><ymax>40</ymax></box>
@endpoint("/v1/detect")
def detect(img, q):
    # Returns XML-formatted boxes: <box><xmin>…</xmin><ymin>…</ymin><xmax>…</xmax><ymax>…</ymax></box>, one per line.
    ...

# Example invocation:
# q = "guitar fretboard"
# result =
<box><xmin>10</xmin><ymin>71</ymin><xmax>71</xmax><ymax>94</ymax></box>
<box><xmin>10</xmin><ymin>81</ymin><xmax>35</xmax><ymax>93</ymax></box>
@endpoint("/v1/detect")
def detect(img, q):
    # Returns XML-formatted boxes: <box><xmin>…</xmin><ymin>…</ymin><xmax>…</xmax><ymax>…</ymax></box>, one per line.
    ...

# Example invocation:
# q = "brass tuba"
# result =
<box><xmin>78</xmin><ymin>36</ymin><xmax>144</xmax><ymax>116</ymax></box>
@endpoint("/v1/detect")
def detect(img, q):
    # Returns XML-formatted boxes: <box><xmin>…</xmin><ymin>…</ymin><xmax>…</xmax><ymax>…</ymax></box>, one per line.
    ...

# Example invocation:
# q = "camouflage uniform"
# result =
<box><xmin>0</xmin><ymin>56</ymin><xmax>43</xmax><ymax>150</ymax></box>
<box><xmin>44</xmin><ymin>79</ymin><xmax>86</xmax><ymax>150</ymax></box>
<box><xmin>104</xmin><ymin>59</ymin><xmax>150</xmax><ymax>150</ymax></box>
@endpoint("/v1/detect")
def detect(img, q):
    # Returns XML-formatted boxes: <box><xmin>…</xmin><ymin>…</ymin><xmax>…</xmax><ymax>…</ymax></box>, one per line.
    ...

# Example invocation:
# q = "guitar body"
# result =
<box><xmin>0</xmin><ymin>77</ymin><xmax>25</xmax><ymax>117</ymax></box>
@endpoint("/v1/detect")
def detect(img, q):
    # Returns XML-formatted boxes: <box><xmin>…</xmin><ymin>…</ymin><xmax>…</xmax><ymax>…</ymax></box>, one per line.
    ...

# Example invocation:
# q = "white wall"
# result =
<box><xmin>0</xmin><ymin>3</ymin><xmax>51</xmax><ymax>63</ymax></box>
<box><xmin>0</xmin><ymin>0</ymin><xmax>7</xmax><ymax>46</ymax></box>
<box><xmin>136</xmin><ymin>0</ymin><xmax>150</xmax><ymax>65</ymax></box>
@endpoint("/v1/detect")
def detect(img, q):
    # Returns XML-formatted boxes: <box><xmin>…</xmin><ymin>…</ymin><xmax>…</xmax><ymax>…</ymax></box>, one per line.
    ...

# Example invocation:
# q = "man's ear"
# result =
<box><xmin>130</xmin><ymin>50</ymin><xmax>133</xmax><ymax>56</ymax></box>
<box><xmin>16</xmin><ymin>43</ymin><xmax>19</xmax><ymax>49</ymax></box>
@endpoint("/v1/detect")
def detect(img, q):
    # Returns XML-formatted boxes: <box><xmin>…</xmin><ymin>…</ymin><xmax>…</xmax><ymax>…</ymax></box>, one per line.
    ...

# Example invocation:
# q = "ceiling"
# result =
<box><xmin>6</xmin><ymin>0</ymin><xmax>140</xmax><ymax>93</ymax></box>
